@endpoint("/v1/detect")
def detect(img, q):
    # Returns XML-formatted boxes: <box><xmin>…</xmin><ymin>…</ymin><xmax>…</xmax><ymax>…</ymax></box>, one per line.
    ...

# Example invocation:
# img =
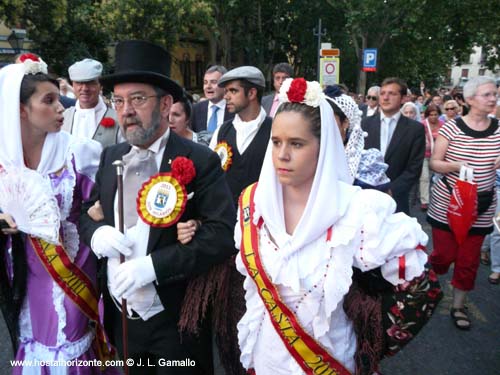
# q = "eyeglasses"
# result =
<box><xmin>110</xmin><ymin>95</ymin><xmax>160</xmax><ymax>109</ymax></box>
<box><xmin>445</xmin><ymin>107</ymin><xmax>457</xmax><ymax>111</ymax></box>
<box><xmin>366</xmin><ymin>96</ymin><xmax>378</xmax><ymax>100</ymax></box>
<box><xmin>474</xmin><ymin>92</ymin><xmax>498</xmax><ymax>99</ymax></box>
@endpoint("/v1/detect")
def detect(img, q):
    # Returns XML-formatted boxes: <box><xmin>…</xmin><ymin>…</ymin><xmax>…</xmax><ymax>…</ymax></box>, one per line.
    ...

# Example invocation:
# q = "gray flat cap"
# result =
<box><xmin>218</xmin><ymin>66</ymin><xmax>265</xmax><ymax>88</ymax></box>
<box><xmin>68</xmin><ymin>58</ymin><xmax>102</xmax><ymax>82</ymax></box>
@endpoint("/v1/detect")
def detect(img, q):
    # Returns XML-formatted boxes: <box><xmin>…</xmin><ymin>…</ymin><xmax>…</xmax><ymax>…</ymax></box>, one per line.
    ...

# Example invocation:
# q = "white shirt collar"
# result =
<box><xmin>380</xmin><ymin>111</ymin><xmax>401</xmax><ymax>124</ymax></box>
<box><xmin>209</xmin><ymin>99</ymin><xmax>226</xmax><ymax>110</ymax></box>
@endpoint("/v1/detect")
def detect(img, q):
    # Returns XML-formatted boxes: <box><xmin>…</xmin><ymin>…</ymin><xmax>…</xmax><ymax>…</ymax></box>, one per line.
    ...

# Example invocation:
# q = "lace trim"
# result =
<box><xmin>52</xmin><ymin>280</ymin><xmax>67</xmax><ymax>346</ymax></box>
<box><xmin>19</xmin><ymin>329</ymin><xmax>94</xmax><ymax>361</ymax></box>
<box><xmin>61</xmin><ymin>220</ymin><xmax>79</xmax><ymax>261</ymax></box>
<box><xmin>18</xmin><ymin>298</ymin><xmax>33</xmax><ymax>340</ymax></box>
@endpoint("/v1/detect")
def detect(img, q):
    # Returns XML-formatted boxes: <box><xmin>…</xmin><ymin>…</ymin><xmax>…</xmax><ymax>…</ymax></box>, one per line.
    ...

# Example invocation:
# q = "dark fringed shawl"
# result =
<box><xmin>179</xmin><ymin>255</ymin><xmax>247</xmax><ymax>375</ymax></box>
<box><xmin>0</xmin><ymin>233</ymin><xmax>27</xmax><ymax>354</ymax></box>
<box><xmin>344</xmin><ymin>280</ymin><xmax>385</xmax><ymax>375</ymax></box>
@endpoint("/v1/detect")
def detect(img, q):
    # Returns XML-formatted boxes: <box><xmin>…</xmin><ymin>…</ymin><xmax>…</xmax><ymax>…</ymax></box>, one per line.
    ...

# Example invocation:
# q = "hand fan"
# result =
<box><xmin>0</xmin><ymin>166</ymin><xmax>60</xmax><ymax>244</ymax></box>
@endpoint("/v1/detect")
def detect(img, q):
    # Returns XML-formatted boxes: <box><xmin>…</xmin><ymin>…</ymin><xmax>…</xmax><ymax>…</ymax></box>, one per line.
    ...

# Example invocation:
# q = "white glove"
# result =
<box><xmin>111</xmin><ymin>256</ymin><xmax>157</xmax><ymax>300</ymax></box>
<box><xmin>91</xmin><ymin>225</ymin><xmax>133</xmax><ymax>259</ymax></box>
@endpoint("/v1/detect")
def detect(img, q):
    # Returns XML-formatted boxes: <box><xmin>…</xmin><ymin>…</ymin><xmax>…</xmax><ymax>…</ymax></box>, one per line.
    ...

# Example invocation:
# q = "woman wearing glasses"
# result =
<box><xmin>360</xmin><ymin>86</ymin><xmax>380</xmax><ymax>119</ymax></box>
<box><xmin>427</xmin><ymin>76</ymin><xmax>500</xmax><ymax>330</ymax></box>
<box><xmin>439</xmin><ymin>99</ymin><xmax>461</xmax><ymax>122</ymax></box>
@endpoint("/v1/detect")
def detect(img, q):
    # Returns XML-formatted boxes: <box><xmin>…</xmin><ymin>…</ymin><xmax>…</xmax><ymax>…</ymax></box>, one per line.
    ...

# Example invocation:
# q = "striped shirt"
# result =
<box><xmin>427</xmin><ymin>117</ymin><xmax>500</xmax><ymax>233</ymax></box>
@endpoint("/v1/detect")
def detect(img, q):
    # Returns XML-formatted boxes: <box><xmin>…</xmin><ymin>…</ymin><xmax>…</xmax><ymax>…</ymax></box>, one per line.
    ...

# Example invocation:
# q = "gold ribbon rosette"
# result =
<box><xmin>137</xmin><ymin>156</ymin><xmax>196</xmax><ymax>227</ymax></box>
<box><xmin>214</xmin><ymin>141</ymin><xmax>233</xmax><ymax>171</ymax></box>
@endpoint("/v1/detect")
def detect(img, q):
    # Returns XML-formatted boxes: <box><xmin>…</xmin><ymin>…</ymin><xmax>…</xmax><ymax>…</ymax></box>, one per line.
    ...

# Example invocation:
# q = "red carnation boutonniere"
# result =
<box><xmin>171</xmin><ymin>157</ymin><xmax>196</xmax><ymax>186</ymax></box>
<box><xmin>100</xmin><ymin>117</ymin><xmax>115</xmax><ymax>128</ymax></box>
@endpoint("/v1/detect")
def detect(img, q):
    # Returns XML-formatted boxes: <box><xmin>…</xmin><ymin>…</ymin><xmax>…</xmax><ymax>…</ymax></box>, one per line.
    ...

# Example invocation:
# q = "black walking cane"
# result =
<box><xmin>112</xmin><ymin>160</ymin><xmax>129</xmax><ymax>375</ymax></box>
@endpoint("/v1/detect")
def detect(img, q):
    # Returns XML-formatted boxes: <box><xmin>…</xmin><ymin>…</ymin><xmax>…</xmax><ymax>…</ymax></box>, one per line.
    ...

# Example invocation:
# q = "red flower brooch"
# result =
<box><xmin>100</xmin><ymin>117</ymin><xmax>115</xmax><ymax>128</ymax></box>
<box><xmin>171</xmin><ymin>157</ymin><xmax>196</xmax><ymax>185</ymax></box>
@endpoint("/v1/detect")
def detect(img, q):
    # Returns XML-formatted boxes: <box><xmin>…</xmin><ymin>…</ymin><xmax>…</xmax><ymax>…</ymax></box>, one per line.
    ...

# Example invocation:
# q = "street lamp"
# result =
<box><xmin>7</xmin><ymin>28</ymin><xmax>27</xmax><ymax>54</ymax></box>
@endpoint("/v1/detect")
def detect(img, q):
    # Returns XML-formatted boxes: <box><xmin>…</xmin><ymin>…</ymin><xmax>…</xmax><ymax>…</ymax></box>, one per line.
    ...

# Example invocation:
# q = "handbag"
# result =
<box><xmin>446</xmin><ymin>166</ymin><xmax>477</xmax><ymax>245</ymax></box>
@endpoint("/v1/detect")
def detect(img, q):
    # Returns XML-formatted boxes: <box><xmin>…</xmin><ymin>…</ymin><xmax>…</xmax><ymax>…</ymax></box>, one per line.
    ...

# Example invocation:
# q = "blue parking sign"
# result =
<box><xmin>363</xmin><ymin>49</ymin><xmax>377</xmax><ymax>72</ymax></box>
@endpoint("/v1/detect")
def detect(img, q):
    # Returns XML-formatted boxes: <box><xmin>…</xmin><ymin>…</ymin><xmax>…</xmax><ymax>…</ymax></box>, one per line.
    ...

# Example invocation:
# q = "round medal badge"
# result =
<box><xmin>214</xmin><ymin>141</ymin><xmax>233</xmax><ymax>171</ymax></box>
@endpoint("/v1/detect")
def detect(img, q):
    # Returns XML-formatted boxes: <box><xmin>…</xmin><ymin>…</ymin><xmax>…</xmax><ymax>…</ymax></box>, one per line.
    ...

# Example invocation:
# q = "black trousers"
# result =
<box><xmin>109</xmin><ymin>305</ymin><xmax>213</xmax><ymax>375</ymax></box>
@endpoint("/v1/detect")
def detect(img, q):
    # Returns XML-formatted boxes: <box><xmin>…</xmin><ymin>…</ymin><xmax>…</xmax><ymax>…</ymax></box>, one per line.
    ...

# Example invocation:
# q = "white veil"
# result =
<box><xmin>254</xmin><ymin>84</ymin><xmax>358</xmax><ymax>260</ymax></box>
<box><xmin>0</xmin><ymin>63</ymin><xmax>71</xmax><ymax>174</ymax></box>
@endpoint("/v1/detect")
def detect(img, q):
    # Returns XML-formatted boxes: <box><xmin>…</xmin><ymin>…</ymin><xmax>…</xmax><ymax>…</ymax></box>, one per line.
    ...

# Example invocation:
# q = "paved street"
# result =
<box><xmin>0</xmin><ymin>205</ymin><xmax>498</xmax><ymax>375</ymax></box>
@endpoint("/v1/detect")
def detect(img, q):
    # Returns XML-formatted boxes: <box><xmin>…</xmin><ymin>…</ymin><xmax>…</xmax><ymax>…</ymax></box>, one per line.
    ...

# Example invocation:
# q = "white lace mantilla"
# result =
<box><xmin>235</xmin><ymin>189</ymin><xmax>428</xmax><ymax>374</ymax></box>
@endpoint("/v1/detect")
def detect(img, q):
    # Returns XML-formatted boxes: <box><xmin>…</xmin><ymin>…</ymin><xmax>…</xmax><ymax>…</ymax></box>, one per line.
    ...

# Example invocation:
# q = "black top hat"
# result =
<box><xmin>101</xmin><ymin>40</ymin><xmax>183</xmax><ymax>102</ymax></box>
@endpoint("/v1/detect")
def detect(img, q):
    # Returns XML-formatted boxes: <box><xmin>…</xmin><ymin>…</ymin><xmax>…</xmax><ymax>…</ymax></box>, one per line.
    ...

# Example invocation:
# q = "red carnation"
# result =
<box><xmin>287</xmin><ymin>78</ymin><xmax>307</xmax><ymax>103</ymax></box>
<box><xmin>19</xmin><ymin>53</ymin><xmax>40</xmax><ymax>63</ymax></box>
<box><xmin>100</xmin><ymin>117</ymin><xmax>115</xmax><ymax>128</ymax></box>
<box><xmin>171</xmin><ymin>157</ymin><xmax>196</xmax><ymax>185</ymax></box>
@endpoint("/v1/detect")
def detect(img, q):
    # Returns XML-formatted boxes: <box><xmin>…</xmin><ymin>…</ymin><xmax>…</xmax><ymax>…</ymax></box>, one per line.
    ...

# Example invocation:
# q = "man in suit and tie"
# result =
<box><xmin>80</xmin><ymin>40</ymin><xmax>236</xmax><ymax>375</ymax></box>
<box><xmin>191</xmin><ymin>65</ymin><xmax>234</xmax><ymax>133</ymax></box>
<box><xmin>62</xmin><ymin>58</ymin><xmax>122</xmax><ymax>148</ymax></box>
<box><xmin>362</xmin><ymin>77</ymin><xmax>425</xmax><ymax>215</ymax></box>
<box><xmin>261</xmin><ymin>62</ymin><xmax>293</xmax><ymax>118</ymax></box>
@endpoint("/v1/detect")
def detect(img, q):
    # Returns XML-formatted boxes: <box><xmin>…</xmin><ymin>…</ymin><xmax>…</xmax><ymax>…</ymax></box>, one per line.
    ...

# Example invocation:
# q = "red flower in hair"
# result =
<box><xmin>287</xmin><ymin>78</ymin><xmax>307</xmax><ymax>103</ymax></box>
<box><xmin>19</xmin><ymin>53</ymin><xmax>40</xmax><ymax>63</ymax></box>
<box><xmin>100</xmin><ymin>117</ymin><xmax>115</xmax><ymax>128</ymax></box>
<box><xmin>171</xmin><ymin>157</ymin><xmax>196</xmax><ymax>185</ymax></box>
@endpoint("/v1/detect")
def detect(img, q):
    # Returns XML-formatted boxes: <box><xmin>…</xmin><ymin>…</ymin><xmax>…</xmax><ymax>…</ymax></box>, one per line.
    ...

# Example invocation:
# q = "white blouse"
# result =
<box><xmin>235</xmin><ymin>189</ymin><xmax>428</xmax><ymax>374</ymax></box>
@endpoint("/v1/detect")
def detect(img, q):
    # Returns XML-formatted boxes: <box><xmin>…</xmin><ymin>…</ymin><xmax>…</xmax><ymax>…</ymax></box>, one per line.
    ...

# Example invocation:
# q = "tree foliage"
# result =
<box><xmin>1</xmin><ymin>0</ymin><xmax>497</xmax><ymax>91</ymax></box>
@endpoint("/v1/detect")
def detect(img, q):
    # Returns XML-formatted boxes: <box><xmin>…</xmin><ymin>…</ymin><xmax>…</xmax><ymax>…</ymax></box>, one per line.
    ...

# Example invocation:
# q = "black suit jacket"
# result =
<box><xmin>191</xmin><ymin>100</ymin><xmax>234</xmax><ymax>132</ymax></box>
<box><xmin>80</xmin><ymin>132</ymin><xmax>237</xmax><ymax>327</ymax></box>
<box><xmin>362</xmin><ymin>114</ymin><xmax>425</xmax><ymax>214</ymax></box>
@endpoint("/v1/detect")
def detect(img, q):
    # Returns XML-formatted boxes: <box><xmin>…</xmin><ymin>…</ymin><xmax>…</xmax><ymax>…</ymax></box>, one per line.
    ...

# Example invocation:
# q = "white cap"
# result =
<box><xmin>68</xmin><ymin>58</ymin><xmax>102</xmax><ymax>82</ymax></box>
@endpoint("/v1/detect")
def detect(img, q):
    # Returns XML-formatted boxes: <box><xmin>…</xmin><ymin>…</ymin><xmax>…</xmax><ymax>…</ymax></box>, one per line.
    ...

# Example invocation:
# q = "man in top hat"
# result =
<box><xmin>79</xmin><ymin>40</ymin><xmax>236</xmax><ymax>375</ymax></box>
<box><xmin>209</xmin><ymin>66</ymin><xmax>272</xmax><ymax>205</ymax></box>
<box><xmin>63</xmin><ymin>58</ymin><xmax>121</xmax><ymax>148</ymax></box>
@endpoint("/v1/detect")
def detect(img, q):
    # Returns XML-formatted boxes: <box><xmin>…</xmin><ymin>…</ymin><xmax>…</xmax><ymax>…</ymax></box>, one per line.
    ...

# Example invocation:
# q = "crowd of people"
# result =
<box><xmin>0</xmin><ymin>39</ymin><xmax>498</xmax><ymax>375</ymax></box>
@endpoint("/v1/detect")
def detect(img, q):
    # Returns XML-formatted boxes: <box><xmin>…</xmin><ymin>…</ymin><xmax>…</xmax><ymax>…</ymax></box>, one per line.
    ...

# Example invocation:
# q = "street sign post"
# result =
<box><xmin>320</xmin><ymin>57</ymin><xmax>340</xmax><ymax>86</ymax></box>
<box><xmin>362</xmin><ymin>48</ymin><xmax>377</xmax><ymax>72</ymax></box>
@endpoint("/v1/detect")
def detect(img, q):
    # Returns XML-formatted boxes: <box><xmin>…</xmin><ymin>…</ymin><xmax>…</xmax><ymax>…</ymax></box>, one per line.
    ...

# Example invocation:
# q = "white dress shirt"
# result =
<box><xmin>72</xmin><ymin>96</ymin><xmax>107</xmax><ymax>140</ymax></box>
<box><xmin>209</xmin><ymin>108</ymin><xmax>267</xmax><ymax>154</ymax></box>
<box><xmin>108</xmin><ymin>129</ymin><xmax>170</xmax><ymax>320</ymax></box>
<box><xmin>380</xmin><ymin>111</ymin><xmax>401</xmax><ymax>156</ymax></box>
<box><xmin>206</xmin><ymin>99</ymin><xmax>227</xmax><ymax>130</ymax></box>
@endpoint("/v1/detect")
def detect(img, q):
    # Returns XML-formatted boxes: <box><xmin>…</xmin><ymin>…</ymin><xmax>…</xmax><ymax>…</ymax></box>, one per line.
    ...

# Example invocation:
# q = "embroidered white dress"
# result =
<box><xmin>235</xmin><ymin>189</ymin><xmax>428</xmax><ymax>374</ymax></box>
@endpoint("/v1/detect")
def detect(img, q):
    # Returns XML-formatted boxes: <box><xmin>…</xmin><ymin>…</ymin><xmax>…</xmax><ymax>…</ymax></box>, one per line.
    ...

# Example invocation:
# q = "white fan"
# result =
<box><xmin>0</xmin><ymin>166</ymin><xmax>60</xmax><ymax>244</ymax></box>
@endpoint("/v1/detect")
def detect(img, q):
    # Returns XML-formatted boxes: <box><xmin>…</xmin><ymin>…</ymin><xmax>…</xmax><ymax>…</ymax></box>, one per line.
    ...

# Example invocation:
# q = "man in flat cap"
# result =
<box><xmin>205</xmin><ymin>66</ymin><xmax>271</xmax><ymax>374</ymax></box>
<box><xmin>209</xmin><ymin>65</ymin><xmax>272</xmax><ymax>204</ymax></box>
<box><xmin>79</xmin><ymin>41</ymin><xmax>236</xmax><ymax>374</ymax></box>
<box><xmin>63</xmin><ymin>58</ymin><xmax>121</xmax><ymax>147</ymax></box>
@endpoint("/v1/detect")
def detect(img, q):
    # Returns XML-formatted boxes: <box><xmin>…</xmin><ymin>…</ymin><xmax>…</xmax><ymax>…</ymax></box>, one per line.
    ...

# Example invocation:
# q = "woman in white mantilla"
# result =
<box><xmin>0</xmin><ymin>56</ymin><xmax>116</xmax><ymax>374</ymax></box>
<box><xmin>234</xmin><ymin>78</ymin><xmax>429</xmax><ymax>375</ymax></box>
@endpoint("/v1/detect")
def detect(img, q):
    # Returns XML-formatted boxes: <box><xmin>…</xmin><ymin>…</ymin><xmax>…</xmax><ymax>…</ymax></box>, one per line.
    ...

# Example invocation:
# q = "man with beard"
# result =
<box><xmin>79</xmin><ymin>40</ymin><xmax>236</xmax><ymax>375</ymax></box>
<box><xmin>203</xmin><ymin>66</ymin><xmax>271</xmax><ymax>374</ymax></box>
<box><xmin>209</xmin><ymin>66</ymin><xmax>272</xmax><ymax>204</ymax></box>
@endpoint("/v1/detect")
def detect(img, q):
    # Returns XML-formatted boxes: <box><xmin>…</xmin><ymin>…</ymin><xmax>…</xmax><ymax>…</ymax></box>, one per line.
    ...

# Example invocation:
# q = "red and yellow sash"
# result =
<box><xmin>29</xmin><ymin>236</ymin><xmax>114</xmax><ymax>364</ymax></box>
<box><xmin>239</xmin><ymin>183</ymin><xmax>352</xmax><ymax>375</ymax></box>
